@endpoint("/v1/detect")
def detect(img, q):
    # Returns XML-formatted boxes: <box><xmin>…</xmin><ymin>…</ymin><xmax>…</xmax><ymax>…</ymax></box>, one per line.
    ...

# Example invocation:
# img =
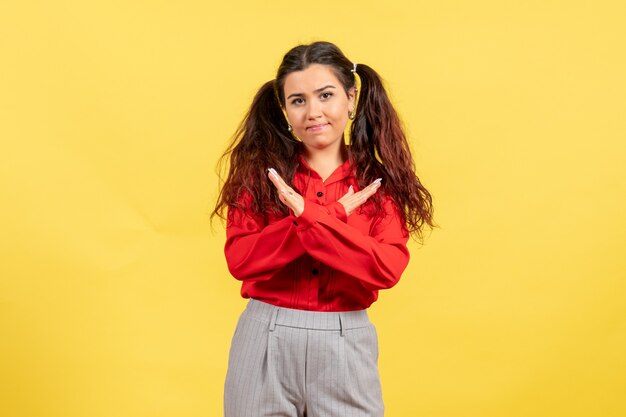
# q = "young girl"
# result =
<box><xmin>213</xmin><ymin>41</ymin><xmax>435</xmax><ymax>417</ymax></box>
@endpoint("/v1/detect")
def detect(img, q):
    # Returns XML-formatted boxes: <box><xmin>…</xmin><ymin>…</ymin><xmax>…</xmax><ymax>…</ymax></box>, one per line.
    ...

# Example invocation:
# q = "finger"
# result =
<box><xmin>268</xmin><ymin>168</ymin><xmax>286</xmax><ymax>186</ymax></box>
<box><xmin>268</xmin><ymin>167</ymin><xmax>279</xmax><ymax>179</ymax></box>
<box><xmin>267</xmin><ymin>168</ymin><xmax>281</xmax><ymax>188</ymax></box>
<box><xmin>280</xmin><ymin>187</ymin><xmax>295</xmax><ymax>198</ymax></box>
<box><xmin>366</xmin><ymin>178</ymin><xmax>383</xmax><ymax>190</ymax></box>
<box><xmin>275</xmin><ymin>185</ymin><xmax>291</xmax><ymax>205</ymax></box>
<box><xmin>361</xmin><ymin>178</ymin><xmax>382</xmax><ymax>197</ymax></box>
<box><xmin>266</xmin><ymin>168</ymin><xmax>278</xmax><ymax>181</ymax></box>
<box><xmin>267</xmin><ymin>168</ymin><xmax>292</xmax><ymax>194</ymax></box>
<box><xmin>268</xmin><ymin>168</ymin><xmax>294</xmax><ymax>192</ymax></box>
<box><xmin>345</xmin><ymin>179</ymin><xmax>382</xmax><ymax>209</ymax></box>
<box><xmin>341</xmin><ymin>185</ymin><xmax>354</xmax><ymax>197</ymax></box>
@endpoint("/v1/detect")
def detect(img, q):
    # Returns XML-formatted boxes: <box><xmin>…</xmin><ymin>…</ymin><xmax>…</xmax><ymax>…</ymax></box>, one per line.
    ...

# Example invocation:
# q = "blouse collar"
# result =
<box><xmin>295</xmin><ymin>151</ymin><xmax>354</xmax><ymax>184</ymax></box>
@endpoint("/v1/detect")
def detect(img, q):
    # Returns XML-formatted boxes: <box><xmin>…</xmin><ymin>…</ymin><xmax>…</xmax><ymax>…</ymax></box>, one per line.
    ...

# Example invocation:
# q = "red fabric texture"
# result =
<box><xmin>224</xmin><ymin>152</ymin><xmax>410</xmax><ymax>311</ymax></box>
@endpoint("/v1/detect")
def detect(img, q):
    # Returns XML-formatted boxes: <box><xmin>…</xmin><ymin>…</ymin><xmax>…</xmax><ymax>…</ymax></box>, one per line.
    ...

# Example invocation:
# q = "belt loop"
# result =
<box><xmin>268</xmin><ymin>306</ymin><xmax>279</xmax><ymax>332</ymax></box>
<box><xmin>338</xmin><ymin>312</ymin><xmax>344</xmax><ymax>337</ymax></box>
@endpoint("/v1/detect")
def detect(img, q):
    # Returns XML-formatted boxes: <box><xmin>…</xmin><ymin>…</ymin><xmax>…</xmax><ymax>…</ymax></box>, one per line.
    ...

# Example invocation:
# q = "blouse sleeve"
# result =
<box><xmin>224</xmin><ymin>191</ymin><xmax>306</xmax><ymax>281</ymax></box>
<box><xmin>290</xmin><ymin>196</ymin><xmax>410</xmax><ymax>290</ymax></box>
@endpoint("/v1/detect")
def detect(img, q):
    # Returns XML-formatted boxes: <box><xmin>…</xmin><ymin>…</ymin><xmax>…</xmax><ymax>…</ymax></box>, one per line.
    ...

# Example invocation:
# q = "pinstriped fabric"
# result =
<box><xmin>224</xmin><ymin>299</ymin><xmax>384</xmax><ymax>417</ymax></box>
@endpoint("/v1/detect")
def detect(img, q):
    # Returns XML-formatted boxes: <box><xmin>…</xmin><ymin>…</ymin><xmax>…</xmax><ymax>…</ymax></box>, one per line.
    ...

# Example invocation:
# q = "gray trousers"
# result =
<box><xmin>224</xmin><ymin>298</ymin><xmax>384</xmax><ymax>417</ymax></box>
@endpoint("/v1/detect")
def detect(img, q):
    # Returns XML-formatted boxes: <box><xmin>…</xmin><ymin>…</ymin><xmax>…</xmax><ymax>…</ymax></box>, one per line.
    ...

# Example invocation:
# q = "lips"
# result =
<box><xmin>306</xmin><ymin>123</ymin><xmax>329</xmax><ymax>132</ymax></box>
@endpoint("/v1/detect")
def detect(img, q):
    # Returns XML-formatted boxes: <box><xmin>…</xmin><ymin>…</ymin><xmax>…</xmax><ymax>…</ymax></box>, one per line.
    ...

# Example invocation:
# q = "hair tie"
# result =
<box><xmin>351</xmin><ymin>62</ymin><xmax>357</xmax><ymax>73</ymax></box>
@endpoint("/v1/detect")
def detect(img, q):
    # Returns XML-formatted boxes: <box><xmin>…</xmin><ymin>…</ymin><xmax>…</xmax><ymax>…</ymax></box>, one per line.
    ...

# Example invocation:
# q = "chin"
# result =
<box><xmin>308</xmin><ymin>140</ymin><xmax>342</xmax><ymax>150</ymax></box>
<box><xmin>303</xmin><ymin>131</ymin><xmax>339</xmax><ymax>142</ymax></box>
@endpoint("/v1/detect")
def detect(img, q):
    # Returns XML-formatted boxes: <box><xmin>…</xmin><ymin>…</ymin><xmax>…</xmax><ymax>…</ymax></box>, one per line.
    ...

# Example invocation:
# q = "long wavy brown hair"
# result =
<box><xmin>211</xmin><ymin>41</ymin><xmax>437</xmax><ymax>242</ymax></box>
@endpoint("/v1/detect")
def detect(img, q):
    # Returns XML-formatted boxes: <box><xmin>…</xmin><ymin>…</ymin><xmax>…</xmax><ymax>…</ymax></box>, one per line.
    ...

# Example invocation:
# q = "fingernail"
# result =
<box><xmin>374</xmin><ymin>178</ymin><xmax>382</xmax><ymax>183</ymax></box>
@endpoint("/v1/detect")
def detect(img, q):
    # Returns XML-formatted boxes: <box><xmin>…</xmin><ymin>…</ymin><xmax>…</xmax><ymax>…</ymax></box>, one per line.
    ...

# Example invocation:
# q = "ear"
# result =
<box><xmin>347</xmin><ymin>86</ymin><xmax>357</xmax><ymax>111</ymax></box>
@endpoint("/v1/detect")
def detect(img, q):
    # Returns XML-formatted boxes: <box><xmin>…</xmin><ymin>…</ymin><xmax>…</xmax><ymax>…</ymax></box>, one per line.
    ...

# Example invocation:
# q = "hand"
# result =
<box><xmin>338</xmin><ymin>178</ymin><xmax>382</xmax><ymax>216</ymax></box>
<box><xmin>267</xmin><ymin>167</ymin><xmax>305</xmax><ymax>217</ymax></box>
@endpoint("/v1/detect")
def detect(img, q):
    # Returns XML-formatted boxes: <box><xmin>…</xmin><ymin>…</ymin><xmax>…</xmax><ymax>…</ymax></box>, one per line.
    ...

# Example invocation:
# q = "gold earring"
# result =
<box><xmin>348</xmin><ymin>110</ymin><xmax>355</xmax><ymax>120</ymax></box>
<box><xmin>287</xmin><ymin>123</ymin><xmax>293</xmax><ymax>132</ymax></box>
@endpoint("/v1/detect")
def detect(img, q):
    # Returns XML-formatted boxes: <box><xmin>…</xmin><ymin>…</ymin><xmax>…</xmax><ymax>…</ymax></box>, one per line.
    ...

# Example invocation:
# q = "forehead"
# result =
<box><xmin>283</xmin><ymin>64</ymin><xmax>341</xmax><ymax>94</ymax></box>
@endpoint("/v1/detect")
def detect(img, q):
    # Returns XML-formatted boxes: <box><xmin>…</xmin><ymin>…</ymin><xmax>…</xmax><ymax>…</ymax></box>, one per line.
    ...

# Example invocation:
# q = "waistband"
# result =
<box><xmin>244</xmin><ymin>298</ymin><xmax>371</xmax><ymax>336</ymax></box>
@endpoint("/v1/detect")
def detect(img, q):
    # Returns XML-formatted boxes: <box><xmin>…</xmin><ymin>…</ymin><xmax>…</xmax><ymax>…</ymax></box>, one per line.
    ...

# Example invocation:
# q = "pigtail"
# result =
<box><xmin>213</xmin><ymin>41</ymin><xmax>435</xmax><ymax>241</ymax></box>
<box><xmin>352</xmin><ymin>64</ymin><xmax>435</xmax><ymax>241</ymax></box>
<box><xmin>212</xmin><ymin>80</ymin><xmax>299</xmax><ymax>222</ymax></box>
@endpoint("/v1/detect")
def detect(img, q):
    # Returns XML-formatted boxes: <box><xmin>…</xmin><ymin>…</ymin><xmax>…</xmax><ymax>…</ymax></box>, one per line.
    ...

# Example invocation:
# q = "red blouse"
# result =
<box><xmin>224</xmin><ymin>153</ymin><xmax>410</xmax><ymax>311</ymax></box>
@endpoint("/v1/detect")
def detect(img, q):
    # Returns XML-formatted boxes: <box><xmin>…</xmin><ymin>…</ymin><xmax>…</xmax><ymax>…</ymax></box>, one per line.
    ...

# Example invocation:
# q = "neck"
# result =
<box><xmin>303</xmin><ymin>141</ymin><xmax>348</xmax><ymax>169</ymax></box>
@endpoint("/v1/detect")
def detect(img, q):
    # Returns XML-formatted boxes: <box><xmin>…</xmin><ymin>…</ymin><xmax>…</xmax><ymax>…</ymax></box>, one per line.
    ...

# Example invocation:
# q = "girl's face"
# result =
<box><xmin>283</xmin><ymin>64</ymin><xmax>356</xmax><ymax>153</ymax></box>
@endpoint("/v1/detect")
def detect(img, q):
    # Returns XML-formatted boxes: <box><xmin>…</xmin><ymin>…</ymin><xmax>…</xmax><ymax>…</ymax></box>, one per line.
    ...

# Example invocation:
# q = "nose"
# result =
<box><xmin>306</xmin><ymin>99</ymin><xmax>323</xmax><ymax>120</ymax></box>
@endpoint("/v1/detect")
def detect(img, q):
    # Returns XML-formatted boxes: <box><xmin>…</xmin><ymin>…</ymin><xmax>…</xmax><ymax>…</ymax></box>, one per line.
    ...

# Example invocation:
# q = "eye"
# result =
<box><xmin>321</xmin><ymin>92</ymin><xmax>333</xmax><ymax>100</ymax></box>
<box><xmin>290</xmin><ymin>97</ymin><xmax>304</xmax><ymax>105</ymax></box>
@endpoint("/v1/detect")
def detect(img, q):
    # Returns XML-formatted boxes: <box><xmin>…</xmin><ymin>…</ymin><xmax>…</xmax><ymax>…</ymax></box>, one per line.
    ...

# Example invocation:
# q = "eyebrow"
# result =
<box><xmin>287</xmin><ymin>85</ymin><xmax>336</xmax><ymax>100</ymax></box>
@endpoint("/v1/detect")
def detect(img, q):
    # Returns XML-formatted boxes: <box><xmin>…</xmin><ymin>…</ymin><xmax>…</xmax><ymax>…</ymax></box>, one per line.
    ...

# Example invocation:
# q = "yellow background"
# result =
<box><xmin>1</xmin><ymin>1</ymin><xmax>625</xmax><ymax>416</ymax></box>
